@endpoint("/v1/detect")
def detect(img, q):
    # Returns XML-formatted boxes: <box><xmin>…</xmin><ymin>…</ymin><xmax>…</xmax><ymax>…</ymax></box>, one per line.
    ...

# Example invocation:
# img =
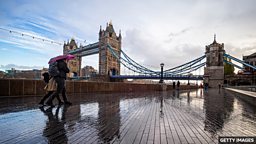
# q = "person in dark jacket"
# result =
<box><xmin>177</xmin><ymin>80</ymin><xmax>180</xmax><ymax>90</ymax></box>
<box><xmin>46</xmin><ymin>59</ymin><xmax>72</xmax><ymax>106</ymax></box>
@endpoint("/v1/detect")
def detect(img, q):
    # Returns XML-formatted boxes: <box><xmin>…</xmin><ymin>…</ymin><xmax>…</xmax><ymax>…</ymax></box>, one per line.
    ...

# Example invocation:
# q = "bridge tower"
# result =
<box><xmin>204</xmin><ymin>35</ymin><xmax>225</xmax><ymax>88</ymax></box>
<box><xmin>98</xmin><ymin>22</ymin><xmax>122</xmax><ymax>75</ymax></box>
<box><xmin>63</xmin><ymin>38</ymin><xmax>82</xmax><ymax>77</ymax></box>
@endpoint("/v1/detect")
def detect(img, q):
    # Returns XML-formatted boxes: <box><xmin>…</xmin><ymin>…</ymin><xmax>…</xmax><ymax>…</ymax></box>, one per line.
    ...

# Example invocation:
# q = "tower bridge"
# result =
<box><xmin>64</xmin><ymin>22</ymin><xmax>256</xmax><ymax>88</ymax></box>
<box><xmin>64</xmin><ymin>22</ymin><xmax>121</xmax><ymax>77</ymax></box>
<box><xmin>1</xmin><ymin>23</ymin><xmax>256</xmax><ymax>144</ymax></box>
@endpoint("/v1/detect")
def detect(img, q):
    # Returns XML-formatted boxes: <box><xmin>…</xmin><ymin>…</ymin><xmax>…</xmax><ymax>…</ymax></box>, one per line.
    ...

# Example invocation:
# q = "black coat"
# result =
<box><xmin>57</xmin><ymin>60</ymin><xmax>69</xmax><ymax>79</ymax></box>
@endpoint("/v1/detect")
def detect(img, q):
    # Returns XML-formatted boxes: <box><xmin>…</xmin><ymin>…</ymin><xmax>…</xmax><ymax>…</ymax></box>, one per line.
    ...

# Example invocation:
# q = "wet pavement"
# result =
<box><xmin>0</xmin><ymin>89</ymin><xmax>255</xmax><ymax>144</ymax></box>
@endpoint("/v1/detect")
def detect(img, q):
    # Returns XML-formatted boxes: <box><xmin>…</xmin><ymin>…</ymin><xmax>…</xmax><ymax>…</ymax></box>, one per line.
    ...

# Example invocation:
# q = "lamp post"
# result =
<box><xmin>159</xmin><ymin>63</ymin><xmax>164</xmax><ymax>83</ymax></box>
<box><xmin>188</xmin><ymin>73</ymin><xmax>192</xmax><ymax>85</ymax></box>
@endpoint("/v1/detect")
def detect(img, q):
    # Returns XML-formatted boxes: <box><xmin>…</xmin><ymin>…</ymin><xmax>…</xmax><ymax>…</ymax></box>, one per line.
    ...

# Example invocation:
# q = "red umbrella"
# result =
<box><xmin>48</xmin><ymin>54</ymin><xmax>75</xmax><ymax>64</ymax></box>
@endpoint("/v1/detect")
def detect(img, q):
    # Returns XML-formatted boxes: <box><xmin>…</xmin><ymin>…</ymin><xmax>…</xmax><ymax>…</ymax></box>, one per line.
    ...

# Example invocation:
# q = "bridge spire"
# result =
<box><xmin>119</xmin><ymin>30</ymin><xmax>122</xmax><ymax>39</ymax></box>
<box><xmin>213</xmin><ymin>33</ymin><xmax>216</xmax><ymax>43</ymax></box>
<box><xmin>99</xmin><ymin>25</ymin><xmax>102</xmax><ymax>36</ymax></box>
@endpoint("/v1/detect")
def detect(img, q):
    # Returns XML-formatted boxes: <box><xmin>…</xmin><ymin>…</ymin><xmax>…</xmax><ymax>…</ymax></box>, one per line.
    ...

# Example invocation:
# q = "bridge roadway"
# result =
<box><xmin>0</xmin><ymin>89</ymin><xmax>255</xmax><ymax>144</ymax></box>
<box><xmin>68</xmin><ymin>42</ymin><xmax>99</xmax><ymax>57</ymax></box>
<box><xmin>110</xmin><ymin>75</ymin><xmax>204</xmax><ymax>80</ymax></box>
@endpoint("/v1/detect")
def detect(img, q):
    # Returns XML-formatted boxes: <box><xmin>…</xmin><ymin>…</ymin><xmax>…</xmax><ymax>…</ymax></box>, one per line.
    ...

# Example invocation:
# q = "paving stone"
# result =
<box><xmin>0</xmin><ymin>89</ymin><xmax>255</xmax><ymax>144</ymax></box>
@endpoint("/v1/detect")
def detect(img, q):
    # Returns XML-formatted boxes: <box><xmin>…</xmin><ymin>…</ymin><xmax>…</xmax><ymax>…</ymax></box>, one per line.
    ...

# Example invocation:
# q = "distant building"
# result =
<box><xmin>81</xmin><ymin>66</ymin><xmax>97</xmax><ymax>78</ymax></box>
<box><xmin>5</xmin><ymin>68</ymin><xmax>19</xmax><ymax>78</ymax></box>
<box><xmin>0</xmin><ymin>71</ymin><xmax>5</xmax><ymax>78</ymax></box>
<box><xmin>5</xmin><ymin>68</ymin><xmax>42</xmax><ymax>79</ymax></box>
<box><xmin>243</xmin><ymin>52</ymin><xmax>256</xmax><ymax>74</ymax></box>
<box><xmin>41</xmin><ymin>68</ymin><xmax>48</xmax><ymax>78</ymax></box>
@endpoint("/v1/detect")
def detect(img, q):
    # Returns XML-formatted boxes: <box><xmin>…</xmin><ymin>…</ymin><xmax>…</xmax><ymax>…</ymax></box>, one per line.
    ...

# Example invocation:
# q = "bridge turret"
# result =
<box><xmin>204</xmin><ymin>35</ymin><xmax>225</xmax><ymax>88</ymax></box>
<box><xmin>118</xmin><ymin>30</ymin><xmax>122</xmax><ymax>41</ymax></box>
<box><xmin>99</xmin><ymin>25</ymin><xmax>102</xmax><ymax>37</ymax></box>
<box><xmin>63</xmin><ymin>38</ymin><xmax>82</xmax><ymax>78</ymax></box>
<box><xmin>205</xmin><ymin>34</ymin><xmax>225</xmax><ymax>67</ymax></box>
<box><xmin>99</xmin><ymin>21</ymin><xmax>121</xmax><ymax>76</ymax></box>
<box><xmin>104</xmin><ymin>22</ymin><xmax>117</xmax><ymax>38</ymax></box>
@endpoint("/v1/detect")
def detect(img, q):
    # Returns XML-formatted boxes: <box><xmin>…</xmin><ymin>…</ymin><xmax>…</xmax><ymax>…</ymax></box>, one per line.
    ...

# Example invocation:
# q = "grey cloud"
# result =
<box><xmin>246</xmin><ymin>34</ymin><xmax>256</xmax><ymax>38</ymax></box>
<box><xmin>169</xmin><ymin>27</ymin><xmax>191</xmax><ymax>37</ymax></box>
<box><xmin>123</xmin><ymin>28</ymin><xmax>205</xmax><ymax>71</ymax></box>
<box><xmin>167</xmin><ymin>27</ymin><xmax>192</xmax><ymax>43</ymax></box>
<box><xmin>225</xmin><ymin>43</ymin><xmax>256</xmax><ymax>59</ymax></box>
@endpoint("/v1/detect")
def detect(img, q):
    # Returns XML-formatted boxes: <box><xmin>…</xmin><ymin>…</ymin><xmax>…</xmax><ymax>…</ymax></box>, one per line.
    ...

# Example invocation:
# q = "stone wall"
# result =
<box><xmin>0</xmin><ymin>79</ymin><xmax>197</xmax><ymax>96</ymax></box>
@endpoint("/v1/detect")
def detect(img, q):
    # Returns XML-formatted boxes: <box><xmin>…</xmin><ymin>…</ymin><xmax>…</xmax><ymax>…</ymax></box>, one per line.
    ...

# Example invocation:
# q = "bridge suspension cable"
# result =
<box><xmin>223</xmin><ymin>53</ymin><xmax>256</xmax><ymax>70</ymax></box>
<box><xmin>121</xmin><ymin>49</ymin><xmax>158</xmax><ymax>73</ymax></box>
<box><xmin>223</xmin><ymin>59</ymin><xmax>243</xmax><ymax>69</ymax></box>
<box><xmin>165</xmin><ymin>62</ymin><xmax>206</xmax><ymax>75</ymax></box>
<box><xmin>163</xmin><ymin>55</ymin><xmax>206</xmax><ymax>74</ymax></box>
<box><xmin>107</xmin><ymin>44</ymin><xmax>159</xmax><ymax>75</ymax></box>
<box><xmin>107</xmin><ymin>43</ymin><xmax>207</xmax><ymax>77</ymax></box>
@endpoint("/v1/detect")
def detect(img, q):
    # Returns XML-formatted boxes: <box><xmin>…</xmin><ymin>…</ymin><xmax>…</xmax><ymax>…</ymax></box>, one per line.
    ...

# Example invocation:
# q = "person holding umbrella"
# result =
<box><xmin>46</xmin><ymin>54</ymin><xmax>74</xmax><ymax>106</ymax></box>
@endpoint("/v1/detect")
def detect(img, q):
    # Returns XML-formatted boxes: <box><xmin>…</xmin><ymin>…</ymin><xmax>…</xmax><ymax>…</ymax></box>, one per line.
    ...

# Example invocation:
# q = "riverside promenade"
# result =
<box><xmin>0</xmin><ymin>88</ymin><xmax>255</xmax><ymax>144</ymax></box>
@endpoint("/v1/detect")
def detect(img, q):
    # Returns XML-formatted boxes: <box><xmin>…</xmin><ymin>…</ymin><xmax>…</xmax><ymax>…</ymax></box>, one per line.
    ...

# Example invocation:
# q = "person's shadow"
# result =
<box><xmin>160</xmin><ymin>95</ymin><xmax>164</xmax><ymax>117</ymax></box>
<box><xmin>39</xmin><ymin>105</ymin><xmax>71</xmax><ymax>143</ymax></box>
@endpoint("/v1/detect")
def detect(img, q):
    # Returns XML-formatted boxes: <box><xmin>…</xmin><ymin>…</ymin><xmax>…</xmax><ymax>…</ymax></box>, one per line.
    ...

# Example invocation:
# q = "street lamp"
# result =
<box><xmin>188</xmin><ymin>73</ymin><xmax>193</xmax><ymax>85</ymax></box>
<box><xmin>159</xmin><ymin>63</ymin><xmax>164</xmax><ymax>83</ymax></box>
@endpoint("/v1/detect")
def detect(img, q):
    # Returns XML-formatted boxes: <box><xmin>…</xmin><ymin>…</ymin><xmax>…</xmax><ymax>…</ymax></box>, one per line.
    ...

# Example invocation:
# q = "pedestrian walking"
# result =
<box><xmin>46</xmin><ymin>58</ymin><xmax>72</xmax><ymax>106</ymax></box>
<box><xmin>177</xmin><ymin>80</ymin><xmax>180</xmax><ymax>90</ymax></box>
<box><xmin>204</xmin><ymin>83</ymin><xmax>209</xmax><ymax>91</ymax></box>
<box><xmin>218</xmin><ymin>83</ymin><xmax>221</xmax><ymax>90</ymax></box>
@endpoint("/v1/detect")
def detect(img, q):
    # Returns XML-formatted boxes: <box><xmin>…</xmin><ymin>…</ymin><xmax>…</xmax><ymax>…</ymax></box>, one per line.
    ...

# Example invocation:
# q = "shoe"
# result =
<box><xmin>39</xmin><ymin>106</ymin><xmax>45</xmax><ymax>112</ymax></box>
<box><xmin>46</xmin><ymin>102</ymin><xmax>55</xmax><ymax>107</ymax></box>
<box><xmin>58</xmin><ymin>101</ymin><xmax>64</xmax><ymax>105</ymax></box>
<box><xmin>46</xmin><ymin>107</ymin><xmax>53</xmax><ymax>113</ymax></box>
<box><xmin>38</xmin><ymin>101</ymin><xmax>44</xmax><ymax>105</ymax></box>
<box><xmin>64</xmin><ymin>101</ymin><xmax>72</xmax><ymax>105</ymax></box>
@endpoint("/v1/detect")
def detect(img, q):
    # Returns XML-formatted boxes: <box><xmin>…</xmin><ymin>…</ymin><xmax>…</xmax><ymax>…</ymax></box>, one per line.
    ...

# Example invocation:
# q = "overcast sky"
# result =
<box><xmin>0</xmin><ymin>0</ymin><xmax>256</xmax><ymax>73</ymax></box>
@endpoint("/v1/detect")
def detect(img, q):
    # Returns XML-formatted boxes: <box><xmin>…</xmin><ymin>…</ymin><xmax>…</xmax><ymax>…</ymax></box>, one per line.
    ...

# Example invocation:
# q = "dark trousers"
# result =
<box><xmin>39</xmin><ymin>91</ymin><xmax>62</xmax><ymax>104</ymax></box>
<box><xmin>47</xmin><ymin>77</ymin><xmax>68</xmax><ymax>104</ymax></box>
<box><xmin>61</xmin><ymin>87</ymin><xmax>68</xmax><ymax>102</ymax></box>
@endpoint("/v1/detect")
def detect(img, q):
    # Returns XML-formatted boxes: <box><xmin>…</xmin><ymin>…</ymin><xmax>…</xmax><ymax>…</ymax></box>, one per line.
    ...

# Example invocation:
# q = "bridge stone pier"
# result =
<box><xmin>204</xmin><ymin>35</ymin><xmax>225</xmax><ymax>88</ymax></box>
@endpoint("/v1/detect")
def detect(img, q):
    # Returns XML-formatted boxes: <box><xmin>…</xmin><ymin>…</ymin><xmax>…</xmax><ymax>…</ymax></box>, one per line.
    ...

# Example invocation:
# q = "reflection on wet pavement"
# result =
<box><xmin>0</xmin><ymin>89</ymin><xmax>255</xmax><ymax>144</ymax></box>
